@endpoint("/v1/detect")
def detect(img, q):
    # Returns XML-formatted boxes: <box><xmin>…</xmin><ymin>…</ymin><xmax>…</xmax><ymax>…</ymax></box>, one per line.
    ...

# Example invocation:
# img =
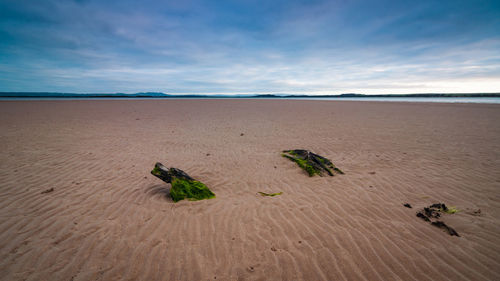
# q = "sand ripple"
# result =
<box><xmin>1</xmin><ymin>100</ymin><xmax>500</xmax><ymax>280</ymax></box>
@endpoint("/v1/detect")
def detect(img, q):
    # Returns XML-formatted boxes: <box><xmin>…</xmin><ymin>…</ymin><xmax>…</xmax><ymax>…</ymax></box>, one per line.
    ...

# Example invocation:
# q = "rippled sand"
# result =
<box><xmin>1</xmin><ymin>99</ymin><xmax>499</xmax><ymax>280</ymax></box>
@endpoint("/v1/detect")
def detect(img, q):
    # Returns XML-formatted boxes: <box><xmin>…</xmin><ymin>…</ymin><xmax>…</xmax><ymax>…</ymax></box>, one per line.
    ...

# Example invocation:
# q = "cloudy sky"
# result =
<box><xmin>1</xmin><ymin>0</ymin><xmax>499</xmax><ymax>94</ymax></box>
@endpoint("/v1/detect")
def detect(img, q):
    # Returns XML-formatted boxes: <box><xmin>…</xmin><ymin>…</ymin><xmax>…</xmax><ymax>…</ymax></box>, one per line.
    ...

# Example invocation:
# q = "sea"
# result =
<box><xmin>1</xmin><ymin>97</ymin><xmax>500</xmax><ymax>104</ymax></box>
<box><xmin>288</xmin><ymin>97</ymin><xmax>500</xmax><ymax>104</ymax></box>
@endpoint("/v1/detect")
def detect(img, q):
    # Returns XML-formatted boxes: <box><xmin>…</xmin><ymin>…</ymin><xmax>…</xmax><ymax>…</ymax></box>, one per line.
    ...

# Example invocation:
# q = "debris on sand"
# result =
<box><xmin>403</xmin><ymin>203</ymin><xmax>412</xmax><ymax>208</ymax></box>
<box><xmin>416</xmin><ymin>203</ymin><xmax>460</xmax><ymax>237</ymax></box>
<box><xmin>151</xmin><ymin>162</ymin><xmax>215</xmax><ymax>202</ymax></box>
<box><xmin>41</xmin><ymin>188</ymin><xmax>54</xmax><ymax>194</ymax></box>
<box><xmin>258</xmin><ymin>191</ymin><xmax>283</xmax><ymax>197</ymax></box>
<box><xmin>466</xmin><ymin>208</ymin><xmax>481</xmax><ymax>216</ymax></box>
<box><xmin>282</xmin><ymin>149</ymin><xmax>343</xmax><ymax>177</ymax></box>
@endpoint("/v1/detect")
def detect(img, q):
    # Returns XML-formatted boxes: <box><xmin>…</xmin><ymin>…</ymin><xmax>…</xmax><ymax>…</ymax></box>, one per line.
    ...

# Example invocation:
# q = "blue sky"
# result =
<box><xmin>0</xmin><ymin>0</ymin><xmax>499</xmax><ymax>94</ymax></box>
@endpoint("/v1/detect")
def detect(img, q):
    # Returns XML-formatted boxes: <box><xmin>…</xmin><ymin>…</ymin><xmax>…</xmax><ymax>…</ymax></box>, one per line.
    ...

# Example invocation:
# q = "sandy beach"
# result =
<box><xmin>0</xmin><ymin>99</ymin><xmax>499</xmax><ymax>281</ymax></box>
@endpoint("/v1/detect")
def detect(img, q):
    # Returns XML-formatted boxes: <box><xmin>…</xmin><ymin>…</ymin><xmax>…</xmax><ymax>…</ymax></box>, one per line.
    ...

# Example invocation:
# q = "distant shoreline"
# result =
<box><xmin>2</xmin><ymin>92</ymin><xmax>500</xmax><ymax>104</ymax></box>
<box><xmin>1</xmin><ymin>92</ymin><xmax>500</xmax><ymax>99</ymax></box>
<box><xmin>2</xmin><ymin>96</ymin><xmax>500</xmax><ymax>104</ymax></box>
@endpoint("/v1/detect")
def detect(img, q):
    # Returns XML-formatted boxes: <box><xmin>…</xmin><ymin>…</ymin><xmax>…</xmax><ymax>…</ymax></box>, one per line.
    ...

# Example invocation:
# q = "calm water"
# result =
<box><xmin>288</xmin><ymin>97</ymin><xmax>500</xmax><ymax>104</ymax></box>
<box><xmin>1</xmin><ymin>97</ymin><xmax>500</xmax><ymax>104</ymax></box>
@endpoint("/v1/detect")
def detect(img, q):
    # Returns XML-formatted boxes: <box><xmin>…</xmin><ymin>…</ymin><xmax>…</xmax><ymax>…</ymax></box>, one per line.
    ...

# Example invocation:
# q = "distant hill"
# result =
<box><xmin>0</xmin><ymin>92</ymin><xmax>168</xmax><ymax>98</ymax></box>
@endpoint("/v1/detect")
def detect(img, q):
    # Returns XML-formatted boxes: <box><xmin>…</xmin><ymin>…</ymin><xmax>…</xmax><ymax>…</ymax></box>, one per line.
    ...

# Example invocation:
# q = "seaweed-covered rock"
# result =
<box><xmin>151</xmin><ymin>162</ymin><xmax>215</xmax><ymax>202</ymax></box>
<box><xmin>429</xmin><ymin>203</ymin><xmax>458</xmax><ymax>214</ymax></box>
<box><xmin>415</xmin><ymin>203</ymin><xmax>459</xmax><ymax>237</ymax></box>
<box><xmin>431</xmin><ymin>221</ymin><xmax>460</xmax><ymax>237</ymax></box>
<box><xmin>282</xmin><ymin>149</ymin><xmax>343</xmax><ymax>177</ymax></box>
<box><xmin>416</xmin><ymin>212</ymin><xmax>430</xmax><ymax>222</ymax></box>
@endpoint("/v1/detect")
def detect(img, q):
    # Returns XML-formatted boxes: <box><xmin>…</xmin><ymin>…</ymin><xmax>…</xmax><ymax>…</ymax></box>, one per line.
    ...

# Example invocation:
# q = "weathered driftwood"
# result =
<box><xmin>151</xmin><ymin>162</ymin><xmax>215</xmax><ymax>202</ymax></box>
<box><xmin>415</xmin><ymin>203</ymin><xmax>459</xmax><ymax>237</ymax></box>
<box><xmin>282</xmin><ymin>149</ymin><xmax>344</xmax><ymax>177</ymax></box>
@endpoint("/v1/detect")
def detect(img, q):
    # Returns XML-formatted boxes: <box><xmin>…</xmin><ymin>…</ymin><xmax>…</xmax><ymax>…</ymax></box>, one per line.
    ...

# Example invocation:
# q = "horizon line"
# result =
<box><xmin>2</xmin><ymin>92</ymin><xmax>500</xmax><ymax>96</ymax></box>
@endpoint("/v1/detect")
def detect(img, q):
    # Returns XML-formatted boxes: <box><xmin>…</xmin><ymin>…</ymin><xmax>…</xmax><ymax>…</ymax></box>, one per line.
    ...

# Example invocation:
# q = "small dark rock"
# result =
<box><xmin>271</xmin><ymin>247</ymin><xmax>277</xmax><ymax>252</ymax></box>
<box><xmin>240</xmin><ymin>133</ymin><xmax>244</xmax><ymax>136</ymax></box>
<box><xmin>403</xmin><ymin>203</ymin><xmax>412</xmax><ymax>208</ymax></box>
<box><xmin>41</xmin><ymin>188</ymin><xmax>54</xmax><ymax>194</ymax></box>
<box><xmin>416</xmin><ymin>212</ymin><xmax>430</xmax><ymax>221</ymax></box>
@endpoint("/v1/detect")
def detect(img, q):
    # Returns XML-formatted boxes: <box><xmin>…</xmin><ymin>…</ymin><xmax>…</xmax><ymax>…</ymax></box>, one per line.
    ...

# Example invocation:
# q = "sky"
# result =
<box><xmin>0</xmin><ymin>0</ymin><xmax>499</xmax><ymax>95</ymax></box>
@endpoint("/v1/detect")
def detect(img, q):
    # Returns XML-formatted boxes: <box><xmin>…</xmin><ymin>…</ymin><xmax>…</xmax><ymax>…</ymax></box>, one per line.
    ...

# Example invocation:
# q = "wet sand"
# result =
<box><xmin>1</xmin><ymin>99</ymin><xmax>499</xmax><ymax>280</ymax></box>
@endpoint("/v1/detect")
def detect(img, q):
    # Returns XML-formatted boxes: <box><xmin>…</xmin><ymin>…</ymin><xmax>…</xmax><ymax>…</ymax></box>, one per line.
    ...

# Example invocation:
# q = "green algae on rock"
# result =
<box><xmin>258</xmin><ymin>191</ymin><xmax>283</xmax><ymax>197</ymax></box>
<box><xmin>170</xmin><ymin>178</ymin><xmax>215</xmax><ymax>202</ymax></box>
<box><xmin>282</xmin><ymin>149</ymin><xmax>344</xmax><ymax>177</ymax></box>
<box><xmin>151</xmin><ymin>162</ymin><xmax>215</xmax><ymax>202</ymax></box>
